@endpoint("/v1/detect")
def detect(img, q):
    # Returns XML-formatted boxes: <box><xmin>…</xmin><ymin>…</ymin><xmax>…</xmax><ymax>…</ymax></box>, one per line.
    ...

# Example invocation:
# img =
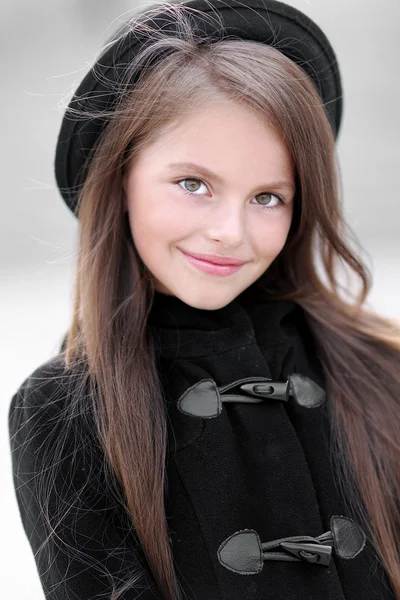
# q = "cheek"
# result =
<box><xmin>128</xmin><ymin>188</ymin><xmax>193</xmax><ymax>250</ymax></box>
<box><xmin>252</xmin><ymin>211</ymin><xmax>293</xmax><ymax>258</ymax></box>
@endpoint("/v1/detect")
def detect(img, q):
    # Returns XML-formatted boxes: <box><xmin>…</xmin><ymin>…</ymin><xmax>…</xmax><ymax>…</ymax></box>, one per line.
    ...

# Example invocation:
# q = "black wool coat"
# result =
<box><xmin>8</xmin><ymin>288</ymin><xmax>396</xmax><ymax>599</ymax></box>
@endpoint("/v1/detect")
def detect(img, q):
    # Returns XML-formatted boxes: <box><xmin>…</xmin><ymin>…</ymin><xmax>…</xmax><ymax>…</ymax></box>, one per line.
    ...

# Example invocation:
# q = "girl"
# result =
<box><xmin>8</xmin><ymin>1</ymin><xmax>400</xmax><ymax>599</ymax></box>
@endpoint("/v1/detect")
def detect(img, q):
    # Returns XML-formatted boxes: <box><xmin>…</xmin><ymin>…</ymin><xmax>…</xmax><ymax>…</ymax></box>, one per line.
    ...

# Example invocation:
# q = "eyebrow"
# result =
<box><xmin>166</xmin><ymin>161</ymin><xmax>295</xmax><ymax>192</ymax></box>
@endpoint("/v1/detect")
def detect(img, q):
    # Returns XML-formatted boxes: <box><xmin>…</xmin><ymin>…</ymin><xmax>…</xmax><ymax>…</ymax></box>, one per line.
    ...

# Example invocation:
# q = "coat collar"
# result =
<box><xmin>147</xmin><ymin>287</ymin><xmax>325</xmax><ymax>453</ymax></box>
<box><xmin>148</xmin><ymin>287</ymin><xmax>300</xmax><ymax>374</ymax></box>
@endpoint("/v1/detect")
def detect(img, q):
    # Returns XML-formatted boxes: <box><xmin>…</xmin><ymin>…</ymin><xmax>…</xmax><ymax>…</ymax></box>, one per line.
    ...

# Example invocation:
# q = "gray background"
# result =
<box><xmin>2</xmin><ymin>1</ymin><xmax>399</xmax><ymax>596</ymax></box>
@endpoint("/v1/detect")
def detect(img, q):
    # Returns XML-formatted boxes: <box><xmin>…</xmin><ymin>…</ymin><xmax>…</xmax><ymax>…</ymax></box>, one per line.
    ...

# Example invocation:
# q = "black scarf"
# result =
<box><xmin>146</xmin><ymin>288</ymin><xmax>393</xmax><ymax>600</ymax></box>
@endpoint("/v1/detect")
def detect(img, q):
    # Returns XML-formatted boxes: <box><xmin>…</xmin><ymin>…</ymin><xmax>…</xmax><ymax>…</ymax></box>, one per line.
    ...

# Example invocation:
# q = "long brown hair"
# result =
<box><xmin>40</xmin><ymin>2</ymin><xmax>400</xmax><ymax>598</ymax></box>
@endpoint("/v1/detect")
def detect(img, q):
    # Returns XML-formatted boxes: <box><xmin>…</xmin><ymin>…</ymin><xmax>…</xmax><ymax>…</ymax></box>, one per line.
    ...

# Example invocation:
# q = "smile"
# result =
<box><xmin>179</xmin><ymin>249</ymin><xmax>244</xmax><ymax>277</ymax></box>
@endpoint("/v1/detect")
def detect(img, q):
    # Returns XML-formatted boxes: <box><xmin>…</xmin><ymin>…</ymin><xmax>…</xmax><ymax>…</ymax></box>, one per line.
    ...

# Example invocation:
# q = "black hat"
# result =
<box><xmin>55</xmin><ymin>0</ymin><xmax>342</xmax><ymax>217</ymax></box>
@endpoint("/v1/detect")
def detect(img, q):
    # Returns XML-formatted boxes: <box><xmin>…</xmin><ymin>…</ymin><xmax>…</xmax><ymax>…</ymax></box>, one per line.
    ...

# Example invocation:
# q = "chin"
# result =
<box><xmin>183</xmin><ymin>288</ymin><xmax>240</xmax><ymax>310</ymax></box>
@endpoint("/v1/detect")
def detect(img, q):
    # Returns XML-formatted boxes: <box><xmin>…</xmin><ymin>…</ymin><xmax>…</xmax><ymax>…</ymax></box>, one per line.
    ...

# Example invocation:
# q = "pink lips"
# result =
<box><xmin>181</xmin><ymin>251</ymin><xmax>247</xmax><ymax>266</ymax></box>
<box><xmin>179</xmin><ymin>249</ymin><xmax>246</xmax><ymax>276</ymax></box>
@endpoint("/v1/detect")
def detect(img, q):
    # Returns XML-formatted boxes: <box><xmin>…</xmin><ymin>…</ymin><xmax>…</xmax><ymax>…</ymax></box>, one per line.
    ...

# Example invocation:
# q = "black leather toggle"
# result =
<box><xmin>217</xmin><ymin>516</ymin><xmax>366</xmax><ymax>575</ymax></box>
<box><xmin>330</xmin><ymin>515</ymin><xmax>367</xmax><ymax>559</ymax></box>
<box><xmin>177</xmin><ymin>374</ymin><xmax>325</xmax><ymax>417</ymax></box>
<box><xmin>177</xmin><ymin>376</ymin><xmax>287</xmax><ymax>418</ymax></box>
<box><xmin>279</xmin><ymin>541</ymin><xmax>332</xmax><ymax>566</ymax></box>
<box><xmin>289</xmin><ymin>373</ymin><xmax>326</xmax><ymax>408</ymax></box>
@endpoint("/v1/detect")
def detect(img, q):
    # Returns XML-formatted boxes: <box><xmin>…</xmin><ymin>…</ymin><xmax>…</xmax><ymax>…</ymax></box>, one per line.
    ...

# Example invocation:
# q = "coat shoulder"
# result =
<box><xmin>8</xmin><ymin>353</ymin><xmax>89</xmax><ymax>453</ymax></box>
<box><xmin>9</xmin><ymin>353</ymin><xmax>86</xmax><ymax>413</ymax></box>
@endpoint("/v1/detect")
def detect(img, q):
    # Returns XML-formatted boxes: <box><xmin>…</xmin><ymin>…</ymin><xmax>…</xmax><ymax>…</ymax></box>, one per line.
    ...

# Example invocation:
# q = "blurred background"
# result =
<box><xmin>2</xmin><ymin>0</ymin><xmax>399</xmax><ymax>597</ymax></box>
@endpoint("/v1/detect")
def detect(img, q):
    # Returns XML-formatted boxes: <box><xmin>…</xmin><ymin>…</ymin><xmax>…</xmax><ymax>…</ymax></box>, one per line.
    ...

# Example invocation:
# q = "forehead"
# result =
<box><xmin>132</xmin><ymin>101</ymin><xmax>294</xmax><ymax>177</ymax></box>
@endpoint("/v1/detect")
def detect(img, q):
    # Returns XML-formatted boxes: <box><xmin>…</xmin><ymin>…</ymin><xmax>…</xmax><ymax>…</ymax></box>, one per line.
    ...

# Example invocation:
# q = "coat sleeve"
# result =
<box><xmin>8</xmin><ymin>378</ymin><xmax>165</xmax><ymax>600</ymax></box>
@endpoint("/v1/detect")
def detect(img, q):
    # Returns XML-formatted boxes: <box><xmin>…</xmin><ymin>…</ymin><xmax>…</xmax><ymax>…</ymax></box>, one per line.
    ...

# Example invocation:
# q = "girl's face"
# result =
<box><xmin>124</xmin><ymin>100</ymin><xmax>296</xmax><ymax>310</ymax></box>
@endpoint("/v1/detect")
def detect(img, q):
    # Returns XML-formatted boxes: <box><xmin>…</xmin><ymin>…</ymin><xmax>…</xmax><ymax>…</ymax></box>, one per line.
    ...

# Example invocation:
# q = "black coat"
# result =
<box><xmin>8</xmin><ymin>289</ymin><xmax>395</xmax><ymax>599</ymax></box>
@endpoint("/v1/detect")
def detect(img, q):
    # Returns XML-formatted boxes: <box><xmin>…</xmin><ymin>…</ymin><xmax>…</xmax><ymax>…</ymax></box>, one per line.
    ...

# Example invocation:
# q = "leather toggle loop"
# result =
<box><xmin>217</xmin><ymin>516</ymin><xmax>366</xmax><ymax>575</ymax></box>
<box><xmin>177</xmin><ymin>374</ymin><xmax>325</xmax><ymax>418</ymax></box>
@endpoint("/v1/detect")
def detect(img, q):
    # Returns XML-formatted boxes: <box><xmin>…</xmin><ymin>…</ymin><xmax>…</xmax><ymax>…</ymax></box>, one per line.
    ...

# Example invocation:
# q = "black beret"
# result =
<box><xmin>55</xmin><ymin>0</ymin><xmax>342</xmax><ymax>217</ymax></box>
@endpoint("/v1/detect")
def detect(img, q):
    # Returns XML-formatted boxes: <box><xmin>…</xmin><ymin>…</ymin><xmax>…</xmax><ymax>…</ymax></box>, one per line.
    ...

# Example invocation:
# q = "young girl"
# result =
<box><xmin>8</xmin><ymin>1</ymin><xmax>400</xmax><ymax>599</ymax></box>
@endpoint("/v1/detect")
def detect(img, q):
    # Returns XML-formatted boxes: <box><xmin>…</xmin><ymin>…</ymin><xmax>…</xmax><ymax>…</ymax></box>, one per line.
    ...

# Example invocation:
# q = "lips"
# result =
<box><xmin>179</xmin><ymin>249</ymin><xmax>247</xmax><ymax>266</ymax></box>
<box><xmin>179</xmin><ymin>249</ymin><xmax>245</xmax><ymax>277</ymax></box>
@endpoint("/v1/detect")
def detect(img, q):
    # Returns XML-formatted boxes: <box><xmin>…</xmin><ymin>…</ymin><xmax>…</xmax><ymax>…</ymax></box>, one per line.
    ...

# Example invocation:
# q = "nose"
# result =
<box><xmin>205</xmin><ymin>199</ymin><xmax>246</xmax><ymax>247</ymax></box>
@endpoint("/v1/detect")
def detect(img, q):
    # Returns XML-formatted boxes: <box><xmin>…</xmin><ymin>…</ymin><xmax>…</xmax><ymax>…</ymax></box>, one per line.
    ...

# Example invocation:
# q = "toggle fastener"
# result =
<box><xmin>177</xmin><ymin>374</ymin><xmax>325</xmax><ymax>418</ymax></box>
<box><xmin>275</xmin><ymin>540</ymin><xmax>332</xmax><ymax>566</ymax></box>
<box><xmin>238</xmin><ymin>381</ymin><xmax>289</xmax><ymax>403</ymax></box>
<box><xmin>217</xmin><ymin>516</ymin><xmax>366</xmax><ymax>575</ymax></box>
